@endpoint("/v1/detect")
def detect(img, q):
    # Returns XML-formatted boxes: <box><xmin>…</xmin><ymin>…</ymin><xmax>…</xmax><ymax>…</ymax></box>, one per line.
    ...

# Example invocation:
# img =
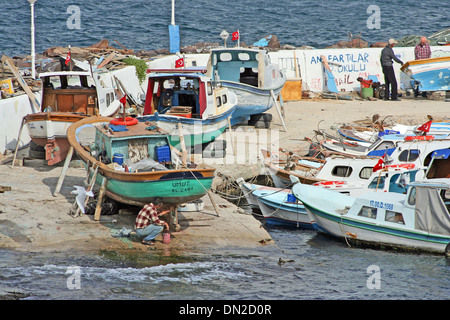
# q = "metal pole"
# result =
<box><xmin>171</xmin><ymin>0</ymin><xmax>175</xmax><ymax>25</ymax></box>
<box><xmin>28</xmin><ymin>0</ymin><xmax>37</xmax><ymax>79</ymax></box>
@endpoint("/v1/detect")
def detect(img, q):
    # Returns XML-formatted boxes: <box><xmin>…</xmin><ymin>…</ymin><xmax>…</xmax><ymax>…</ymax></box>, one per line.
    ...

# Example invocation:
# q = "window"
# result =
<box><xmin>399</xmin><ymin>149</ymin><xmax>420</xmax><ymax>162</ymax></box>
<box><xmin>216</xmin><ymin>96</ymin><xmax>222</xmax><ymax>107</ymax></box>
<box><xmin>359</xmin><ymin>167</ymin><xmax>373</xmax><ymax>179</ymax></box>
<box><xmin>368</xmin><ymin>176</ymin><xmax>385</xmax><ymax>189</ymax></box>
<box><xmin>358</xmin><ymin>206</ymin><xmax>377</xmax><ymax>219</ymax></box>
<box><xmin>238</xmin><ymin>52</ymin><xmax>250</xmax><ymax>61</ymax></box>
<box><xmin>219</xmin><ymin>52</ymin><xmax>232</xmax><ymax>62</ymax></box>
<box><xmin>222</xmin><ymin>94</ymin><xmax>227</xmax><ymax>105</ymax></box>
<box><xmin>385</xmin><ymin>211</ymin><xmax>405</xmax><ymax>224</ymax></box>
<box><xmin>408</xmin><ymin>187</ymin><xmax>416</xmax><ymax>205</ymax></box>
<box><xmin>332</xmin><ymin>166</ymin><xmax>352</xmax><ymax>177</ymax></box>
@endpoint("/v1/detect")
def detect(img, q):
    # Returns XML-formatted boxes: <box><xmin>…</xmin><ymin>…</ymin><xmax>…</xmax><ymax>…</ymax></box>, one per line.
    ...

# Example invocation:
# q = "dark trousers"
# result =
<box><xmin>382</xmin><ymin>66</ymin><xmax>398</xmax><ymax>100</ymax></box>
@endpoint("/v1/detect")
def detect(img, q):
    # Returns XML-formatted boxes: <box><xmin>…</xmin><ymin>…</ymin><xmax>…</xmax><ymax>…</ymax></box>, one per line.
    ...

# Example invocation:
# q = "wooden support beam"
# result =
<box><xmin>94</xmin><ymin>177</ymin><xmax>108</xmax><ymax>221</ymax></box>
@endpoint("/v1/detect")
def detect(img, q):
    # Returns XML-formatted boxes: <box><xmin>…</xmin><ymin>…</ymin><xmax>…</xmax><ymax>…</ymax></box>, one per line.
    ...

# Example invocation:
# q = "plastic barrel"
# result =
<box><xmin>113</xmin><ymin>153</ymin><xmax>124</xmax><ymax>165</ymax></box>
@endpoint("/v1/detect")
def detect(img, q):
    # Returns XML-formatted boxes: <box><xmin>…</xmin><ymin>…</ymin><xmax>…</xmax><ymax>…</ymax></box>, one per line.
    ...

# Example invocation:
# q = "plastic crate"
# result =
<box><xmin>156</xmin><ymin>145</ymin><xmax>171</xmax><ymax>163</ymax></box>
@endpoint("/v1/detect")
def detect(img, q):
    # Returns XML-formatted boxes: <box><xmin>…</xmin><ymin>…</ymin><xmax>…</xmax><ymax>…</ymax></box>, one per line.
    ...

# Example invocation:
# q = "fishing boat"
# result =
<box><xmin>66</xmin><ymin>116</ymin><xmax>216</xmax><ymax>207</ymax></box>
<box><xmin>293</xmin><ymin>178</ymin><xmax>450</xmax><ymax>254</ymax></box>
<box><xmin>139</xmin><ymin>69</ymin><xmax>237</xmax><ymax>149</ymax></box>
<box><xmin>205</xmin><ymin>47</ymin><xmax>286</xmax><ymax>125</ymax></box>
<box><xmin>401</xmin><ymin>56</ymin><xmax>450</xmax><ymax>92</ymax></box>
<box><xmin>338</xmin><ymin>122</ymin><xmax>450</xmax><ymax>144</ymax></box>
<box><xmin>238</xmin><ymin>164</ymin><xmax>424</xmax><ymax>229</ymax></box>
<box><xmin>261</xmin><ymin>149</ymin><xmax>378</xmax><ymax>188</ymax></box>
<box><xmin>24</xmin><ymin>71</ymin><xmax>120</xmax><ymax>165</ymax></box>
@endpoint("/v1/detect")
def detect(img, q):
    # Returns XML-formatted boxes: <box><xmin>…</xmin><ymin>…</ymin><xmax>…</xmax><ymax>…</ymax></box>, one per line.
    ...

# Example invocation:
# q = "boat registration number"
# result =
<box><xmin>369</xmin><ymin>200</ymin><xmax>394</xmax><ymax>211</ymax></box>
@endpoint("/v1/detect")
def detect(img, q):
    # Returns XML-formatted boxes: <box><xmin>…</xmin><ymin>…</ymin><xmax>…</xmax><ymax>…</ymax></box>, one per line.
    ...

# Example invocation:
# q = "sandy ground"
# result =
<box><xmin>0</xmin><ymin>95</ymin><xmax>448</xmax><ymax>255</ymax></box>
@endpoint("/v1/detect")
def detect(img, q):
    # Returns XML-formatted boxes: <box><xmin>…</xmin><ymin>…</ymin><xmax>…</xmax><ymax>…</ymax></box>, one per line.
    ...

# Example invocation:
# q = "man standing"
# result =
<box><xmin>380</xmin><ymin>38</ymin><xmax>404</xmax><ymax>101</ymax></box>
<box><xmin>415</xmin><ymin>36</ymin><xmax>431</xmax><ymax>60</ymax></box>
<box><xmin>414</xmin><ymin>37</ymin><xmax>432</xmax><ymax>97</ymax></box>
<box><xmin>135</xmin><ymin>198</ymin><xmax>170</xmax><ymax>246</ymax></box>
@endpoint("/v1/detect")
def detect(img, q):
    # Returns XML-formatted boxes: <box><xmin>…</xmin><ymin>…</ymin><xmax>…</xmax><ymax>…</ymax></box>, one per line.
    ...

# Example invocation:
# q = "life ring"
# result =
<box><xmin>404</xmin><ymin>135</ymin><xmax>434</xmax><ymax>141</ymax></box>
<box><xmin>313</xmin><ymin>180</ymin><xmax>346</xmax><ymax>188</ymax></box>
<box><xmin>110</xmin><ymin>117</ymin><xmax>138</xmax><ymax>126</ymax></box>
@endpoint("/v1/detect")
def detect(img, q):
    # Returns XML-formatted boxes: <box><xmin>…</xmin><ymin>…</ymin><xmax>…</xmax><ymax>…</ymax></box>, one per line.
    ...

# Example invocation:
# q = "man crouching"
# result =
<box><xmin>135</xmin><ymin>198</ymin><xmax>170</xmax><ymax>246</ymax></box>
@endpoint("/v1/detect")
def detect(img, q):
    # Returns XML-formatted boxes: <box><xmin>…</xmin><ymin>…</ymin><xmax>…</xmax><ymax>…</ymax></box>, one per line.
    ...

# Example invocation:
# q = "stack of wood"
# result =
<box><xmin>0</xmin><ymin>55</ymin><xmax>41</xmax><ymax>99</ymax></box>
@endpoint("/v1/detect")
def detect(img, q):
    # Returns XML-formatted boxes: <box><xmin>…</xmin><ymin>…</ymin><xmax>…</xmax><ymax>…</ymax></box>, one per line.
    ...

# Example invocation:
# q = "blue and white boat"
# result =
<box><xmin>139</xmin><ymin>70</ymin><xmax>237</xmax><ymax>149</ymax></box>
<box><xmin>293</xmin><ymin>178</ymin><xmax>450</xmax><ymax>255</ymax></box>
<box><xmin>206</xmin><ymin>47</ymin><xmax>286</xmax><ymax>125</ymax></box>
<box><xmin>401</xmin><ymin>56</ymin><xmax>450</xmax><ymax>92</ymax></box>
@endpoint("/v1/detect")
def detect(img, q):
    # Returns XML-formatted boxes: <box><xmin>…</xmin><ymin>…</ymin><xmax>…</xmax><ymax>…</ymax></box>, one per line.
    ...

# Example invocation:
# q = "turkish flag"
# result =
<box><xmin>232</xmin><ymin>30</ymin><xmax>239</xmax><ymax>41</ymax></box>
<box><xmin>120</xmin><ymin>95</ymin><xmax>127</xmax><ymax>105</ymax></box>
<box><xmin>175</xmin><ymin>57</ymin><xmax>184</xmax><ymax>68</ymax></box>
<box><xmin>373</xmin><ymin>154</ymin><xmax>385</xmax><ymax>172</ymax></box>
<box><xmin>417</xmin><ymin>120</ymin><xmax>432</xmax><ymax>133</ymax></box>
<box><xmin>65</xmin><ymin>51</ymin><xmax>71</xmax><ymax>66</ymax></box>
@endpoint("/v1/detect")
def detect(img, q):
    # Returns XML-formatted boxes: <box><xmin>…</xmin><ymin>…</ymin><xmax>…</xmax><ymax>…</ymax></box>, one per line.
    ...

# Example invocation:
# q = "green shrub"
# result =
<box><xmin>122</xmin><ymin>57</ymin><xmax>147</xmax><ymax>84</ymax></box>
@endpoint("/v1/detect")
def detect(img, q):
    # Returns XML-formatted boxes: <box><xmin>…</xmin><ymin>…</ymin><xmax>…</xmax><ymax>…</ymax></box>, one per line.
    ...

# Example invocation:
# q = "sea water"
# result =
<box><xmin>1</xmin><ymin>0</ymin><xmax>449</xmax><ymax>57</ymax></box>
<box><xmin>1</xmin><ymin>226</ymin><xmax>449</xmax><ymax>300</ymax></box>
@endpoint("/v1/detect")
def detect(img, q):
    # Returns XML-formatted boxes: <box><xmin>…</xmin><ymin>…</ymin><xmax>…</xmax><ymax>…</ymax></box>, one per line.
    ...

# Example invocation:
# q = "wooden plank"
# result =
<box><xmin>1</xmin><ymin>55</ymin><xmax>40</xmax><ymax>109</ymax></box>
<box><xmin>94</xmin><ymin>177</ymin><xmax>108</xmax><ymax>221</ymax></box>
<box><xmin>96</xmin><ymin>52</ymin><xmax>116</xmax><ymax>69</ymax></box>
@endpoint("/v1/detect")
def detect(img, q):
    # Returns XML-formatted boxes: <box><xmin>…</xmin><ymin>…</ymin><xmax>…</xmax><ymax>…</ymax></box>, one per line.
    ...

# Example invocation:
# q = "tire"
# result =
<box><xmin>202</xmin><ymin>149</ymin><xmax>226</xmax><ymax>158</ymax></box>
<box><xmin>248</xmin><ymin>113</ymin><xmax>272</xmax><ymax>128</ymax></box>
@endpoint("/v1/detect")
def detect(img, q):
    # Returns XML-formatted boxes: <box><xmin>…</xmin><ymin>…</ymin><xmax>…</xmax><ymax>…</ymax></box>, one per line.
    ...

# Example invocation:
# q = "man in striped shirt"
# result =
<box><xmin>135</xmin><ymin>198</ymin><xmax>170</xmax><ymax>245</ymax></box>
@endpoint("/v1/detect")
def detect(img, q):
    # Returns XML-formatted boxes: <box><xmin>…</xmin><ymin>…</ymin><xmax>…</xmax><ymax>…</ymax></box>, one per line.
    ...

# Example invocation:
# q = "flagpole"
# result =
<box><xmin>238</xmin><ymin>30</ymin><xmax>240</xmax><ymax>47</ymax></box>
<box><xmin>28</xmin><ymin>0</ymin><xmax>37</xmax><ymax>79</ymax></box>
<box><xmin>171</xmin><ymin>0</ymin><xmax>175</xmax><ymax>25</ymax></box>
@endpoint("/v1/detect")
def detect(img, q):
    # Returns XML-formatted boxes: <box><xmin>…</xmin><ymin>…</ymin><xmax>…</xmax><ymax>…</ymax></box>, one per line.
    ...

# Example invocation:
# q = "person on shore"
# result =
<box><xmin>414</xmin><ymin>36</ymin><xmax>432</xmax><ymax>97</ymax></box>
<box><xmin>380</xmin><ymin>38</ymin><xmax>404</xmax><ymax>101</ymax></box>
<box><xmin>135</xmin><ymin>198</ymin><xmax>170</xmax><ymax>246</ymax></box>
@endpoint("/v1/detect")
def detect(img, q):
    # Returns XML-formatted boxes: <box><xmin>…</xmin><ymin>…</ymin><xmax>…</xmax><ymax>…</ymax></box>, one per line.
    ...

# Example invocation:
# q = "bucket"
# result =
<box><xmin>113</xmin><ymin>153</ymin><xmax>124</xmax><ymax>165</ymax></box>
<box><xmin>361</xmin><ymin>87</ymin><xmax>374</xmax><ymax>99</ymax></box>
<box><xmin>162</xmin><ymin>232</ymin><xmax>171</xmax><ymax>244</ymax></box>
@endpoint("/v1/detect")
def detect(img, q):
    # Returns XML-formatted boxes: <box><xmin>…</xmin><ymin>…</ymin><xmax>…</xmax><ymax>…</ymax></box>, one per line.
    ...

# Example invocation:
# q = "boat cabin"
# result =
<box><xmin>206</xmin><ymin>47</ymin><xmax>285</xmax><ymax>89</ymax></box>
<box><xmin>143</xmin><ymin>72</ymin><xmax>234</xmax><ymax>119</ymax></box>
<box><xmin>90</xmin><ymin>121</ymin><xmax>174</xmax><ymax>171</ymax></box>
<box><xmin>40</xmin><ymin>71</ymin><xmax>116</xmax><ymax>116</ymax></box>
<box><xmin>348</xmin><ymin>179</ymin><xmax>450</xmax><ymax>235</ymax></box>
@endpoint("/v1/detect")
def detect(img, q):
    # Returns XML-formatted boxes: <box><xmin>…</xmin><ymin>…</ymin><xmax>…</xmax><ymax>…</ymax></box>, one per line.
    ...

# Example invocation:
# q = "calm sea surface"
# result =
<box><xmin>1</xmin><ymin>0</ymin><xmax>449</xmax><ymax>57</ymax></box>
<box><xmin>1</xmin><ymin>0</ymin><xmax>449</xmax><ymax>303</ymax></box>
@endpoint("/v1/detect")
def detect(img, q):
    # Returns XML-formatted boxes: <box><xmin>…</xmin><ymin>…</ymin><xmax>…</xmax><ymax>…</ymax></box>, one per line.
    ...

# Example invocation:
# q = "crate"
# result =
<box><xmin>156</xmin><ymin>145</ymin><xmax>171</xmax><ymax>163</ymax></box>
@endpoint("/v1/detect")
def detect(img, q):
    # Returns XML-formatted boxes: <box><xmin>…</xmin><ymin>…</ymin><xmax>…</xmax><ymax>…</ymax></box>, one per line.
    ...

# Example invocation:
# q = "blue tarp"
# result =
<box><xmin>431</xmin><ymin>148</ymin><xmax>450</xmax><ymax>159</ymax></box>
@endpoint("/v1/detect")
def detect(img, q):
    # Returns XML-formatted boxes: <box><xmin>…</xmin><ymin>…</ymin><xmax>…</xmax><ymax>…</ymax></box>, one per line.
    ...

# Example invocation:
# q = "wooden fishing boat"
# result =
<box><xmin>293</xmin><ymin>178</ymin><xmax>450</xmax><ymax>254</ymax></box>
<box><xmin>140</xmin><ymin>70</ymin><xmax>236</xmax><ymax>149</ymax></box>
<box><xmin>66</xmin><ymin>116</ymin><xmax>216</xmax><ymax>207</ymax></box>
<box><xmin>206</xmin><ymin>47</ymin><xmax>286</xmax><ymax>125</ymax></box>
<box><xmin>401</xmin><ymin>56</ymin><xmax>450</xmax><ymax>92</ymax></box>
<box><xmin>24</xmin><ymin>71</ymin><xmax>120</xmax><ymax>165</ymax></box>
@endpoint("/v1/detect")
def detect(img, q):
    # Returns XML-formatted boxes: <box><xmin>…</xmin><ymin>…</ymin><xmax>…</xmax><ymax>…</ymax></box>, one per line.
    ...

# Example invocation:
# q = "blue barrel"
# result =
<box><xmin>113</xmin><ymin>153</ymin><xmax>124</xmax><ymax>165</ymax></box>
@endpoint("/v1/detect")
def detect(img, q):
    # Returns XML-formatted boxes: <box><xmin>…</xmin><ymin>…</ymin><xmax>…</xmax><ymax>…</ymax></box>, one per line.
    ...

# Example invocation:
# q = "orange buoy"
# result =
<box><xmin>110</xmin><ymin>117</ymin><xmax>138</xmax><ymax>126</ymax></box>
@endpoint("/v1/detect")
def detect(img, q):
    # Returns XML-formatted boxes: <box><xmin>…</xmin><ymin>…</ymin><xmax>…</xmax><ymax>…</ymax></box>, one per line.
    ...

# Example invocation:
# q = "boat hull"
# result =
<box><xmin>138</xmin><ymin>106</ymin><xmax>235</xmax><ymax>149</ymax></box>
<box><xmin>401</xmin><ymin>56</ymin><xmax>450</xmax><ymax>91</ymax></box>
<box><xmin>25</xmin><ymin>112</ymin><xmax>86</xmax><ymax>165</ymax></box>
<box><xmin>305</xmin><ymin>203</ymin><xmax>450</xmax><ymax>253</ymax></box>
<box><xmin>242</xmin><ymin>183</ymin><xmax>312</xmax><ymax>229</ymax></box>
<box><xmin>93</xmin><ymin>169</ymin><xmax>214</xmax><ymax>206</ymax></box>
<box><xmin>221</xmin><ymin>81</ymin><xmax>283</xmax><ymax>125</ymax></box>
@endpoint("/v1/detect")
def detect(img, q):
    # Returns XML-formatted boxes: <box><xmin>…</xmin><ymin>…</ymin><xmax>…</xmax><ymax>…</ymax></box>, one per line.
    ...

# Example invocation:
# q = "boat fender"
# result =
<box><xmin>110</xmin><ymin>117</ymin><xmax>138</xmax><ymax>126</ymax></box>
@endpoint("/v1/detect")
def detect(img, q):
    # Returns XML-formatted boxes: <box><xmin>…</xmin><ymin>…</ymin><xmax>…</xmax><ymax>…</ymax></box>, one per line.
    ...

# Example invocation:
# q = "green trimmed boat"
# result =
<box><xmin>67</xmin><ymin>116</ymin><xmax>216</xmax><ymax>207</ymax></box>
